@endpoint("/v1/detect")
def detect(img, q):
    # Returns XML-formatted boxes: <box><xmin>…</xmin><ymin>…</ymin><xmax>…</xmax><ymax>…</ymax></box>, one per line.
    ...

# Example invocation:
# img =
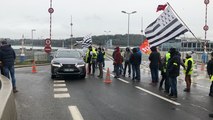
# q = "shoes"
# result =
<box><xmin>114</xmin><ymin>76</ymin><xmax>120</xmax><ymax>78</ymax></box>
<box><xmin>209</xmin><ymin>114</ymin><xmax>213</xmax><ymax>118</ymax></box>
<box><xmin>159</xmin><ymin>87</ymin><xmax>164</xmax><ymax>91</ymax></box>
<box><xmin>13</xmin><ymin>87</ymin><xmax>18</xmax><ymax>93</ymax></box>
<box><xmin>209</xmin><ymin>93</ymin><xmax>213</xmax><ymax>97</ymax></box>
<box><xmin>183</xmin><ymin>88</ymin><xmax>190</xmax><ymax>92</ymax></box>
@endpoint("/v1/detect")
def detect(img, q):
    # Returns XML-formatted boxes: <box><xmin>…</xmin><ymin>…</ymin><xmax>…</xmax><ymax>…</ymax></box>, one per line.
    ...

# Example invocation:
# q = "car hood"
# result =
<box><xmin>52</xmin><ymin>58</ymin><xmax>84</xmax><ymax>64</ymax></box>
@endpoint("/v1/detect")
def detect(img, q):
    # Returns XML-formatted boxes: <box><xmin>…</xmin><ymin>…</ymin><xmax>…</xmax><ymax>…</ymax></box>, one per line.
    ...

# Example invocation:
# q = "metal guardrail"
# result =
<box><xmin>0</xmin><ymin>75</ymin><xmax>17</xmax><ymax>120</ymax></box>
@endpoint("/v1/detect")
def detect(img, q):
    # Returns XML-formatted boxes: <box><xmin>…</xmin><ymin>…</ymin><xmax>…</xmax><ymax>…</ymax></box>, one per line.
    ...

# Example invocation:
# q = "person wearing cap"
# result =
<box><xmin>85</xmin><ymin>46</ymin><xmax>97</xmax><ymax>75</ymax></box>
<box><xmin>183</xmin><ymin>51</ymin><xmax>194</xmax><ymax>92</ymax></box>
<box><xmin>0</xmin><ymin>40</ymin><xmax>17</xmax><ymax>93</ymax></box>
<box><xmin>167</xmin><ymin>48</ymin><xmax>181</xmax><ymax>98</ymax></box>
<box><xmin>207</xmin><ymin>52</ymin><xmax>213</xmax><ymax>97</ymax></box>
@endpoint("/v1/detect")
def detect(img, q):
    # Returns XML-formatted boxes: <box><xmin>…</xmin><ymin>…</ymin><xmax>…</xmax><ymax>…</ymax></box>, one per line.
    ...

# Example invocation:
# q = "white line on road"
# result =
<box><xmin>135</xmin><ymin>86</ymin><xmax>181</xmax><ymax>106</ymax></box>
<box><xmin>103</xmin><ymin>70</ymin><xmax>129</xmax><ymax>84</ymax></box>
<box><xmin>53</xmin><ymin>84</ymin><xmax>66</xmax><ymax>87</ymax></box>
<box><xmin>54</xmin><ymin>88</ymin><xmax>68</xmax><ymax>92</ymax></box>
<box><xmin>68</xmin><ymin>106</ymin><xmax>84</xmax><ymax>120</ymax></box>
<box><xmin>54</xmin><ymin>93</ymin><xmax>70</xmax><ymax>98</ymax></box>
<box><xmin>53</xmin><ymin>80</ymin><xmax>65</xmax><ymax>83</ymax></box>
<box><xmin>118</xmin><ymin>78</ymin><xmax>130</xmax><ymax>83</ymax></box>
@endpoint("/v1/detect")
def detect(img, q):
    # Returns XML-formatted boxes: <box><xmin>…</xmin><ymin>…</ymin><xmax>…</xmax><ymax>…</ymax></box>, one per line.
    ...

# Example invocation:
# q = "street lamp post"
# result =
<box><xmin>104</xmin><ymin>30</ymin><xmax>111</xmax><ymax>48</ymax></box>
<box><xmin>31</xmin><ymin>29</ymin><xmax>36</xmax><ymax>60</ymax></box>
<box><xmin>121</xmin><ymin>11</ymin><xmax>136</xmax><ymax>47</ymax></box>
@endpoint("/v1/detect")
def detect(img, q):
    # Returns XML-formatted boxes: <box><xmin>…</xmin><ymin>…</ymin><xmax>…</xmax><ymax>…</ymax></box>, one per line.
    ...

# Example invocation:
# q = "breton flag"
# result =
<box><xmin>82</xmin><ymin>34</ymin><xmax>92</xmax><ymax>48</ymax></box>
<box><xmin>145</xmin><ymin>6</ymin><xmax>188</xmax><ymax>47</ymax></box>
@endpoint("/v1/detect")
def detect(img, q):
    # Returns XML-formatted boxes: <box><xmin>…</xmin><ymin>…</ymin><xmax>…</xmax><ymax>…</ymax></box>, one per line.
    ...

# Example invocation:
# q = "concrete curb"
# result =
<box><xmin>0</xmin><ymin>75</ymin><xmax>17</xmax><ymax>120</ymax></box>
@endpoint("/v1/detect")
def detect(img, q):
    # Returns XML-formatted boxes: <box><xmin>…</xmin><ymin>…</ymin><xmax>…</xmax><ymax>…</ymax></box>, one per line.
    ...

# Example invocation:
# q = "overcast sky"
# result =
<box><xmin>0</xmin><ymin>0</ymin><xmax>212</xmax><ymax>40</ymax></box>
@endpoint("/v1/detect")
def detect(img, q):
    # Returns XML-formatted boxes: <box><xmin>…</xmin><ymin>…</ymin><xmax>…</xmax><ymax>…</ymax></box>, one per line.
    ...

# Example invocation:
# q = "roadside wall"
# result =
<box><xmin>0</xmin><ymin>75</ymin><xmax>17</xmax><ymax>120</ymax></box>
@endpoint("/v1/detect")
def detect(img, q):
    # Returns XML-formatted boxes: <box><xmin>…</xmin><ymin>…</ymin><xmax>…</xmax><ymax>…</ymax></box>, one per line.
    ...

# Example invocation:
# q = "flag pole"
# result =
<box><xmin>167</xmin><ymin>2</ymin><xmax>200</xmax><ymax>43</ymax></box>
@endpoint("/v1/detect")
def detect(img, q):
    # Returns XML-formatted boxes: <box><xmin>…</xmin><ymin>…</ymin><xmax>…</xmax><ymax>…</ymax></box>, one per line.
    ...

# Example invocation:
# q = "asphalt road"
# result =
<box><xmin>14</xmin><ymin>60</ymin><xmax>213</xmax><ymax>120</ymax></box>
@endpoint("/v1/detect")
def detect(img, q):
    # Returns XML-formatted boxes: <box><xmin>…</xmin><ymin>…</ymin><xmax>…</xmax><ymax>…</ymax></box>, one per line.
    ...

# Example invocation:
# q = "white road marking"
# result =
<box><xmin>103</xmin><ymin>70</ymin><xmax>129</xmax><ymax>83</ymax></box>
<box><xmin>68</xmin><ymin>106</ymin><xmax>84</xmax><ymax>120</ymax></box>
<box><xmin>53</xmin><ymin>84</ymin><xmax>66</xmax><ymax>87</ymax></box>
<box><xmin>135</xmin><ymin>86</ymin><xmax>181</xmax><ymax>106</ymax></box>
<box><xmin>53</xmin><ymin>80</ymin><xmax>65</xmax><ymax>83</ymax></box>
<box><xmin>118</xmin><ymin>78</ymin><xmax>129</xmax><ymax>83</ymax></box>
<box><xmin>54</xmin><ymin>93</ymin><xmax>70</xmax><ymax>98</ymax></box>
<box><xmin>54</xmin><ymin>88</ymin><xmax>68</xmax><ymax>92</ymax></box>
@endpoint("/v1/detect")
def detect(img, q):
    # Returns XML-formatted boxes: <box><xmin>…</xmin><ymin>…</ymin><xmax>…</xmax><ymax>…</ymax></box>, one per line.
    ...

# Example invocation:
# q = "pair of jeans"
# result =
<box><xmin>132</xmin><ymin>64</ymin><xmax>140</xmax><ymax>80</ymax></box>
<box><xmin>169</xmin><ymin>77</ymin><xmax>177</xmax><ymax>96</ymax></box>
<box><xmin>98</xmin><ymin>62</ymin><xmax>103</xmax><ymax>77</ymax></box>
<box><xmin>3</xmin><ymin>65</ymin><xmax>16</xmax><ymax>88</ymax></box>
<box><xmin>123</xmin><ymin>61</ymin><xmax>131</xmax><ymax>76</ymax></box>
<box><xmin>164</xmin><ymin>75</ymin><xmax>170</xmax><ymax>93</ymax></box>
<box><xmin>115</xmin><ymin>64</ymin><xmax>122</xmax><ymax>77</ymax></box>
<box><xmin>150</xmin><ymin>68</ymin><xmax>159</xmax><ymax>82</ymax></box>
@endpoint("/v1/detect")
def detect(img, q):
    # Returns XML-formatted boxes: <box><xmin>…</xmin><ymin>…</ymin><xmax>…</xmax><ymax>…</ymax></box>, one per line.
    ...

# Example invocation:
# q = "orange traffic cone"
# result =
<box><xmin>201</xmin><ymin>63</ymin><xmax>204</xmax><ymax>71</ymax></box>
<box><xmin>32</xmin><ymin>60</ymin><xmax>37</xmax><ymax>73</ymax></box>
<box><xmin>104</xmin><ymin>68</ymin><xmax>112</xmax><ymax>84</ymax></box>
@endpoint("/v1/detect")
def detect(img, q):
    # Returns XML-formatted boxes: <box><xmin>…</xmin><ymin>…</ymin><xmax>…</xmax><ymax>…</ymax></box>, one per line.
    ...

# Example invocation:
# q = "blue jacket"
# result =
<box><xmin>97</xmin><ymin>51</ymin><xmax>104</xmax><ymax>63</ymax></box>
<box><xmin>0</xmin><ymin>44</ymin><xmax>16</xmax><ymax>66</ymax></box>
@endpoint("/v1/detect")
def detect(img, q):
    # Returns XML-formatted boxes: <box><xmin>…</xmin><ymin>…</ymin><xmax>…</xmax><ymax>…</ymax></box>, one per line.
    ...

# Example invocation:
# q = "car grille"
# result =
<box><xmin>59</xmin><ymin>64</ymin><xmax>79</xmax><ymax>73</ymax></box>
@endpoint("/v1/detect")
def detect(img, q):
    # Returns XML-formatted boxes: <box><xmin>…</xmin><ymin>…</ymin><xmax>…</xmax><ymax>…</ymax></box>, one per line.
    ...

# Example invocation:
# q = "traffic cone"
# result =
<box><xmin>201</xmin><ymin>63</ymin><xmax>204</xmax><ymax>71</ymax></box>
<box><xmin>104</xmin><ymin>68</ymin><xmax>112</xmax><ymax>84</ymax></box>
<box><xmin>32</xmin><ymin>60</ymin><xmax>37</xmax><ymax>73</ymax></box>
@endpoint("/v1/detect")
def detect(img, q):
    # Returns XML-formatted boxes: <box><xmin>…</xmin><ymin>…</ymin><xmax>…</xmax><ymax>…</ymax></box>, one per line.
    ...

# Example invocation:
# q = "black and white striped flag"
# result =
<box><xmin>82</xmin><ymin>34</ymin><xmax>92</xmax><ymax>48</ymax></box>
<box><xmin>145</xmin><ymin>6</ymin><xmax>188</xmax><ymax>47</ymax></box>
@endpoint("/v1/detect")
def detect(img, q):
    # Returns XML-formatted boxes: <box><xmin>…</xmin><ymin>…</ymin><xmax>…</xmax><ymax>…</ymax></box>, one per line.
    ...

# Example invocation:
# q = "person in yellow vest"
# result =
<box><xmin>207</xmin><ymin>52</ymin><xmax>213</xmax><ymax>97</ymax></box>
<box><xmin>85</xmin><ymin>46</ymin><xmax>97</xmax><ymax>75</ymax></box>
<box><xmin>183</xmin><ymin>52</ymin><xmax>194</xmax><ymax>92</ymax></box>
<box><xmin>164</xmin><ymin>51</ymin><xmax>171</xmax><ymax>93</ymax></box>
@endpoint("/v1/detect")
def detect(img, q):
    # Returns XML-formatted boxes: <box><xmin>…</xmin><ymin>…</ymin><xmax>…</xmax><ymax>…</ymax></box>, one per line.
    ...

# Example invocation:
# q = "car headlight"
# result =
<box><xmin>75</xmin><ymin>63</ymin><xmax>85</xmax><ymax>67</ymax></box>
<box><xmin>51</xmin><ymin>61</ymin><xmax>63</xmax><ymax>67</ymax></box>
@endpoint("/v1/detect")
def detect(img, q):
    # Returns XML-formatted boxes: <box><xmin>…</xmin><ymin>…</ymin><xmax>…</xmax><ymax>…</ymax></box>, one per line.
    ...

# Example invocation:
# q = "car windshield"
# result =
<box><xmin>56</xmin><ymin>51</ymin><xmax>81</xmax><ymax>58</ymax></box>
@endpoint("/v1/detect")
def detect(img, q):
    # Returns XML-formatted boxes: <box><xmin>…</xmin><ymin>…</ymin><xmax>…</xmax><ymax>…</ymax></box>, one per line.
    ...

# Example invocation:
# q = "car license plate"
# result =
<box><xmin>64</xmin><ymin>69</ymin><xmax>74</xmax><ymax>72</ymax></box>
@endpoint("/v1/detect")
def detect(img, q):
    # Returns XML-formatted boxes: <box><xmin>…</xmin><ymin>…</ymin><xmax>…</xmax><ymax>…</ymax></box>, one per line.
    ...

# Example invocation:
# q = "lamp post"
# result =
<box><xmin>104</xmin><ymin>30</ymin><xmax>111</xmax><ymax>48</ymax></box>
<box><xmin>31</xmin><ymin>29</ymin><xmax>36</xmax><ymax>60</ymax></box>
<box><xmin>70</xmin><ymin>16</ymin><xmax>73</xmax><ymax>49</ymax></box>
<box><xmin>121</xmin><ymin>11</ymin><xmax>136</xmax><ymax>47</ymax></box>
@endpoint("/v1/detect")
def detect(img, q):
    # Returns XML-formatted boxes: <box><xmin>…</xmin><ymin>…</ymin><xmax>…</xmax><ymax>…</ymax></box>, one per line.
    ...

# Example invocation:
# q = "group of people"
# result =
<box><xmin>0</xmin><ymin>40</ymin><xmax>17</xmax><ymax>93</ymax></box>
<box><xmin>84</xmin><ymin>45</ymin><xmax>213</xmax><ymax>99</ymax></box>
<box><xmin>112</xmin><ymin>47</ymin><xmax>142</xmax><ymax>81</ymax></box>
<box><xmin>149</xmin><ymin>46</ymin><xmax>213</xmax><ymax>99</ymax></box>
<box><xmin>84</xmin><ymin>46</ymin><xmax>106</xmax><ymax>78</ymax></box>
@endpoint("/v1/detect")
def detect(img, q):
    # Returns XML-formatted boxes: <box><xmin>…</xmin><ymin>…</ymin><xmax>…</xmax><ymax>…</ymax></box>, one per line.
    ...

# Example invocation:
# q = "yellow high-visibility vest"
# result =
<box><xmin>183</xmin><ymin>57</ymin><xmax>194</xmax><ymax>75</ymax></box>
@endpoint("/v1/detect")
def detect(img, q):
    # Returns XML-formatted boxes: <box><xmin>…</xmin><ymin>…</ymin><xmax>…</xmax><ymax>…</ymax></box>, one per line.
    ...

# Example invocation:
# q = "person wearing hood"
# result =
<box><xmin>114</xmin><ymin>47</ymin><xmax>122</xmax><ymax>78</ymax></box>
<box><xmin>167</xmin><ymin>48</ymin><xmax>181</xmax><ymax>98</ymax></box>
<box><xmin>149</xmin><ymin>46</ymin><xmax>161</xmax><ymax>84</ymax></box>
<box><xmin>183</xmin><ymin>51</ymin><xmax>194</xmax><ymax>92</ymax></box>
<box><xmin>123</xmin><ymin>47</ymin><xmax>132</xmax><ymax>77</ymax></box>
<box><xmin>0</xmin><ymin>40</ymin><xmax>17</xmax><ymax>93</ymax></box>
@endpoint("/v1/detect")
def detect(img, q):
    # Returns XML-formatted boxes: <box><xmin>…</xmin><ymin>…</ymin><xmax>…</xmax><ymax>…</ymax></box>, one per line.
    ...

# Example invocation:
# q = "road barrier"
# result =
<box><xmin>0</xmin><ymin>75</ymin><xmax>17</xmax><ymax>120</ymax></box>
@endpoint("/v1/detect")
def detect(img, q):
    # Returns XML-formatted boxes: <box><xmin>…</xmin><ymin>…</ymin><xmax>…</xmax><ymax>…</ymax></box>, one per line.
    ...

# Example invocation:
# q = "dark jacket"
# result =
<box><xmin>207</xmin><ymin>58</ymin><xmax>213</xmax><ymax>76</ymax></box>
<box><xmin>130</xmin><ymin>48</ymin><xmax>141</xmax><ymax>65</ymax></box>
<box><xmin>167</xmin><ymin>52</ymin><xmax>181</xmax><ymax>77</ymax></box>
<box><xmin>149</xmin><ymin>51</ymin><xmax>161</xmax><ymax>68</ymax></box>
<box><xmin>97</xmin><ymin>51</ymin><xmax>104</xmax><ymax>63</ymax></box>
<box><xmin>0</xmin><ymin>44</ymin><xmax>16</xmax><ymax>66</ymax></box>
